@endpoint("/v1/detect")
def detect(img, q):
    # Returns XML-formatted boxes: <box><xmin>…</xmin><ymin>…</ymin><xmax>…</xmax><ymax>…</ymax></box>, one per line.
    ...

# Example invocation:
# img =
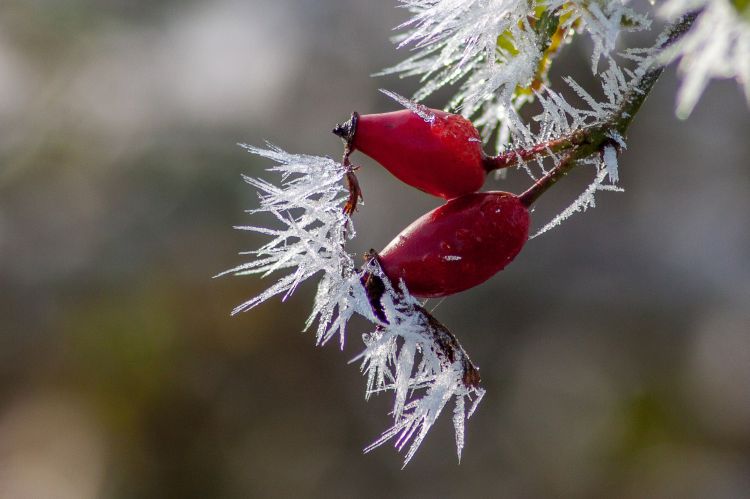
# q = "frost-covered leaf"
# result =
<box><xmin>379</xmin><ymin>0</ymin><xmax>541</xmax><ymax>137</ymax></box>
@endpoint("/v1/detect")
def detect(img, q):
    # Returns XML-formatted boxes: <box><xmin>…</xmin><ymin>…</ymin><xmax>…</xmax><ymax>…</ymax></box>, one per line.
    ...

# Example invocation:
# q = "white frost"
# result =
<box><xmin>660</xmin><ymin>0</ymin><xmax>750</xmax><ymax>117</ymax></box>
<box><xmin>602</xmin><ymin>144</ymin><xmax>619</xmax><ymax>184</ymax></box>
<box><xmin>554</xmin><ymin>0</ymin><xmax>651</xmax><ymax>73</ymax></box>
<box><xmin>356</xmin><ymin>264</ymin><xmax>485</xmax><ymax>466</ymax></box>
<box><xmin>217</xmin><ymin>143</ymin><xmax>354</xmax><ymax>321</ymax></box>
<box><xmin>532</xmin><ymin>166</ymin><xmax>624</xmax><ymax>238</ymax></box>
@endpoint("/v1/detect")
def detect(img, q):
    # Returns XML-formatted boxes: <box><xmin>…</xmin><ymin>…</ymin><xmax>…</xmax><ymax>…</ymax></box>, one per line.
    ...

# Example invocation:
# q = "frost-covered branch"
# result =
<box><xmin>482</xmin><ymin>12</ymin><xmax>699</xmax><ymax>219</ymax></box>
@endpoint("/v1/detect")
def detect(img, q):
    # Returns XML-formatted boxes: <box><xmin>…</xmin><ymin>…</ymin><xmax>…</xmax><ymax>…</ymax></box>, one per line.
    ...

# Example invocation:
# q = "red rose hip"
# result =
<box><xmin>378</xmin><ymin>191</ymin><xmax>529</xmax><ymax>297</ymax></box>
<box><xmin>334</xmin><ymin>109</ymin><xmax>487</xmax><ymax>199</ymax></box>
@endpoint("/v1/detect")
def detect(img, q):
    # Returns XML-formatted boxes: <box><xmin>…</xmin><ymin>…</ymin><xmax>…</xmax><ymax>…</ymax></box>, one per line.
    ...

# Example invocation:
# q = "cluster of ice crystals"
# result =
<box><xmin>306</xmin><ymin>271</ymin><xmax>372</xmax><ymax>348</ymax></box>
<box><xmin>382</xmin><ymin>0</ymin><xmax>535</xmax><ymax>102</ymax></box>
<box><xmin>496</xmin><ymin>48</ymin><xmax>657</xmax><ymax>234</ymax></box>
<box><xmin>379</xmin><ymin>0</ymin><xmax>543</xmax><ymax>148</ymax></box>
<box><xmin>660</xmin><ymin>0</ymin><xmax>750</xmax><ymax>117</ymax></box>
<box><xmin>354</xmin><ymin>262</ymin><xmax>485</xmax><ymax>466</ymax></box>
<box><xmin>381</xmin><ymin>0</ymin><xmax>651</xmax><ymax>150</ymax></box>
<box><xmin>502</xmin><ymin>56</ymin><xmax>634</xmax><ymax>174</ymax></box>
<box><xmin>218</xmin><ymin>143</ymin><xmax>354</xmax><ymax>319</ymax></box>
<box><xmin>227</xmin><ymin>145</ymin><xmax>484</xmax><ymax>465</ymax></box>
<box><xmin>533</xmin><ymin>165</ymin><xmax>624</xmax><ymax>238</ymax></box>
<box><xmin>554</xmin><ymin>0</ymin><xmax>651</xmax><ymax>72</ymax></box>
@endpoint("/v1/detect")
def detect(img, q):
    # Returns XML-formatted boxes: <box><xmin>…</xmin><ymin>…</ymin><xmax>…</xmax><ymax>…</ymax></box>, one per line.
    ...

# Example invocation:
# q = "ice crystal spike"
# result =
<box><xmin>379</xmin><ymin>89</ymin><xmax>435</xmax><ymax>123</ymax></box>
<box><xmin>602</xmin><ymin>144</ymin><xmax>619</xmax><ymax>184</ymax></box>
<box><xmin>532</xmin><ymin>167</ymin><xmax>624</xmax><ymax>238</ymax></box>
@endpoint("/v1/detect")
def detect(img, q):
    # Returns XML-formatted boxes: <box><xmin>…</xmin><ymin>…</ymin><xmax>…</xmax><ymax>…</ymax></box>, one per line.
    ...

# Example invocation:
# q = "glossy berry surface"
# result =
<box><xmin>350</xmin><ymin>109</ymin><xmax>486</xmax><ymax>199</ymax></box>
<box><xmin>378</xmin><ymin>191</ymin><xmax>529</xmax><ymax>297</ymax></box>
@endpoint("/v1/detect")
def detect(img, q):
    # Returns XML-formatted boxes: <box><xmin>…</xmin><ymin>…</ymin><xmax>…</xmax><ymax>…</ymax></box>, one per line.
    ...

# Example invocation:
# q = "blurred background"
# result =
<box><xmin>0</xmin><ymin>1</ymin><xmax>749</xmax><ymax>497</ymax></box>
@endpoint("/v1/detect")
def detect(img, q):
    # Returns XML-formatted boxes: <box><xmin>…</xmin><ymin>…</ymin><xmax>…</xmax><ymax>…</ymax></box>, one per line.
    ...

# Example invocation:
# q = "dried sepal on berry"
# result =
<box><xmin>354</xmin><ymin>259</ymin><xmax>485</xmax><ymax>466</ymax></box>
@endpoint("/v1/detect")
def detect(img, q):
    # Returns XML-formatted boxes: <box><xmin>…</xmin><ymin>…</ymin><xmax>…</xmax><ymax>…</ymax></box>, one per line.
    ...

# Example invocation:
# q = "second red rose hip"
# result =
<box><xmin>377</xmin><ymin>191</ymin><xmax>530</xmax><ymax>297</ymax></box>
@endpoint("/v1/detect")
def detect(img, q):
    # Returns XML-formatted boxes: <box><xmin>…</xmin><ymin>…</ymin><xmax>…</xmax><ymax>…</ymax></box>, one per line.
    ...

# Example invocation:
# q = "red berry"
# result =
<box><xmin>378</xmin><ymin>191</ymin><xmax>529</xmax><ymax>297</ymax></box>
<box><xmin>334</xmin><ymin>109</ymin><xmax>487</xmax><ymax>199</ymax></box>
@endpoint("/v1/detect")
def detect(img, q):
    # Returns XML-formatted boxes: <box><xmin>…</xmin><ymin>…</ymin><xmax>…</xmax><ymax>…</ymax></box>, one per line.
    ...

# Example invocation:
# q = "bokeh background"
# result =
<box><xmin>1</xmin><ymin>1</ymin><xmax>749</xmax><ymax>498</ymax></box>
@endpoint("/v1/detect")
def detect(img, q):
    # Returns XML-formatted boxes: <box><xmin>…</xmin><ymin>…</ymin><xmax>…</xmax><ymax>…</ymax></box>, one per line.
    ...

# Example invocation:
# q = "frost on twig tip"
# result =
<box><xmin>225</xmin><ymin>144</ymin><xmax>485</xmax><ymax>465</ymax></box>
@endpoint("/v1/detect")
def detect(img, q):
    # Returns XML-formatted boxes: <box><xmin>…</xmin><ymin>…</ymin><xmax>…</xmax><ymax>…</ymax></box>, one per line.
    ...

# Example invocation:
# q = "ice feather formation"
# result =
<box><xmin>218</xmin><ymin>144</ymin><xmax>354</xmax><ymax>318</ymax></box>
<box><xmin>660</xmin><ymin>0</ymin><xmax>750</xmax><ymax>117</ymax></box>
<box><xmin>355</xmin><ymin>263</ymin><xmax>485</xmax><ymax>466</ymax></box>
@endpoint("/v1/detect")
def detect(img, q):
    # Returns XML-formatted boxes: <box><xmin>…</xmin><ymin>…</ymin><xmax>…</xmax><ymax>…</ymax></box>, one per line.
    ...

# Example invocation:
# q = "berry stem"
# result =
<box><xmin>516</xmin><ymin>10</ymin><xmax>699</xmax><ymax>207</ymax></box>
<box><xmin>482</xmin><ymin>130</ymin><xmax>587</xmax><ymax>173</ymax></box>
<box><xmin>518</xmin><ymin>150</ymin><xmax>578</xmax><ymax>207</ymax></box>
